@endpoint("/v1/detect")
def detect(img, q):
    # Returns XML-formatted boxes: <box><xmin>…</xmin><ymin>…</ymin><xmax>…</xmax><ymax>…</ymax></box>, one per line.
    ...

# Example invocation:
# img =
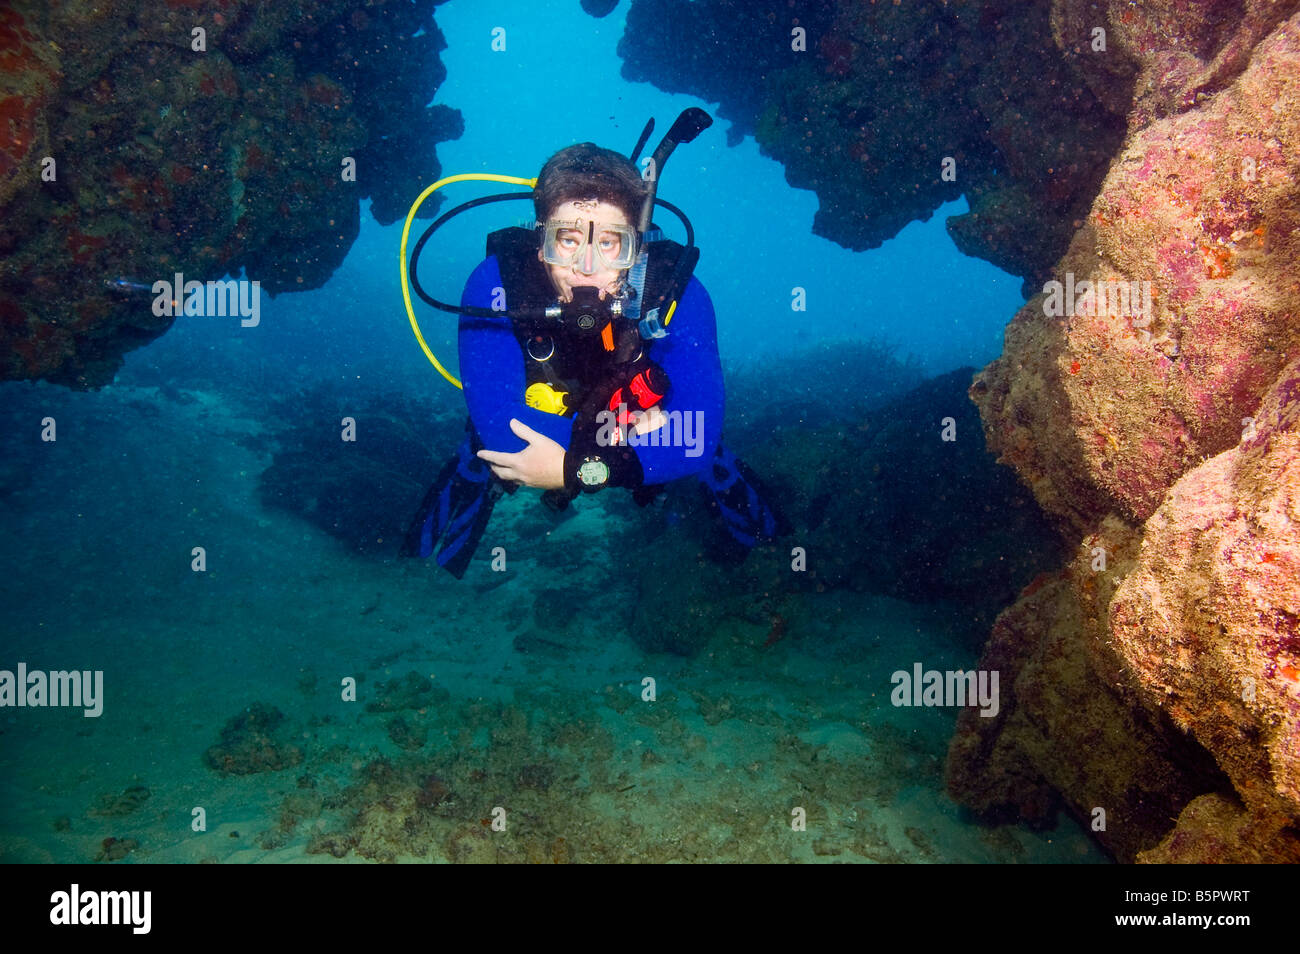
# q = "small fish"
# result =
<box><xmin>105</xmin><ymin>278</ymin><xmax>153</xmax><ymax>295</ymax></box>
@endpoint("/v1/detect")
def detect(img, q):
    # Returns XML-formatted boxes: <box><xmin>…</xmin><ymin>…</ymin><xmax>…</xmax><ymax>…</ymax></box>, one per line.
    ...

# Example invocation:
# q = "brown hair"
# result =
<box><xmin>533</xmin><ymin>142</ymin><xmax>646</xmax><ymax>223</ymax></box>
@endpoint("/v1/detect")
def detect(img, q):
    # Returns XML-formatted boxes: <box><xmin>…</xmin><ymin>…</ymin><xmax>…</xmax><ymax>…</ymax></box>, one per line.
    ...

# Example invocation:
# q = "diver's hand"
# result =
<box><xmin>477</xmin><ymin>419</ymin><xmax>566</xmax><ymax>490</ymax></box>
<box><xmin>631</xmin><ymin>404</ymin><xmax>667</xmax><ymax>436</ymax></box>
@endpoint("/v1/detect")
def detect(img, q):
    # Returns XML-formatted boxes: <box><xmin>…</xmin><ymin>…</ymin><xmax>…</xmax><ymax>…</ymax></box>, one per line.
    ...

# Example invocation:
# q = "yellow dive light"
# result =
<box><xmin>525</xmin><ymin>382</ymin><xmax>570</xmax><ymax>415</ymax></box>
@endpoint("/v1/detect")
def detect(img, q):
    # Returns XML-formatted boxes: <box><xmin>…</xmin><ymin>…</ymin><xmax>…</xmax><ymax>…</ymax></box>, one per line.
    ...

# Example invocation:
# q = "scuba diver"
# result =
<box><xmin>400</xmin><ymin>109</ymin><xmax>790</xmax><ymax>578</ymax></box>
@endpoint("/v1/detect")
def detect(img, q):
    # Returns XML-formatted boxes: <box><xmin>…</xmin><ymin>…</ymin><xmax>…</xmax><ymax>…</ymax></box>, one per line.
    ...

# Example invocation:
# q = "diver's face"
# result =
<box><xmin>540</xmin><ymin>199</ymin><xmax>630</xmax><ymax>302</ymax></box>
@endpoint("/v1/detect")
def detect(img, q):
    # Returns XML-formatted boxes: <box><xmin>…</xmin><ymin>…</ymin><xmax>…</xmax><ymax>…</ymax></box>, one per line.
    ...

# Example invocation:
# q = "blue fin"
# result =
<box><xmin>401</xmin><ymin>422</ymin><xmax>500</xmax><ymax>578</ymax></box>
<box><xmin>698</xmin><ymin>443</ymin><xmax>791</xmax><ymax>554</ymax></box>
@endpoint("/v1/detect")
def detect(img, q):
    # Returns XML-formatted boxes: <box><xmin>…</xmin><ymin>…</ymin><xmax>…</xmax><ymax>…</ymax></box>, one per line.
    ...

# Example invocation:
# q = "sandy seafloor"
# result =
<box><xmin>0</xmin><ymin>382</ymin><xmax>1107</xmax><ymax>864</ymax></box>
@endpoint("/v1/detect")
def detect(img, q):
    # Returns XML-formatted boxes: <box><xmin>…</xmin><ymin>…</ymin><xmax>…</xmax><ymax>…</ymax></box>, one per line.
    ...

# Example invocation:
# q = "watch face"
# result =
<box><xmin>578</xmin><ymin>458</ymin><xmax>610</xmax><ymax>486</ymax></box>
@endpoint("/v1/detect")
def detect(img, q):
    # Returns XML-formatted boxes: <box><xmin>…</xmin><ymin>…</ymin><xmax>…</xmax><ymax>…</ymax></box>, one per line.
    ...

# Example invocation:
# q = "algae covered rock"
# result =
<box><xmin>620</xmin><ymin>0</ymin><xmax>1123</xmax><ymax>285</ymax></box>
<box><xmin>1109</xmin><ymin>357</ymin><xmax>1300</xmax><ymax>828</ymax></box>
<box><xmin>952</xmin><ymin>8</ymin><xmax>1300</xmax><ymax>862</ymax></box>
<box><xmin>945</xmin><ymin>523</ymin><xmax>1230</xmax><ymax>861</ymax></box>
<box><xmin>1137</xmin><ymin>793</ymin><xmax>1300</xmax><ymax>864</ymax></box>
<box><xmin>0</xmin><ymin>0</ymin><xmax>463</xmax><ymax>387</ymax></box>
<box><xmin>973</xmin><ymin>8</ymin><xmax>1300</xmax><ymax>533</ymax></box>
<box><xmin>365</xmin><ymin>671</ymin><xmax>451</xmax><ymax>714</ymax></box>
<box><xmin>204</xmin><ymin>702</ymin><xmax>303</xmax><ymax>775</ymax></box>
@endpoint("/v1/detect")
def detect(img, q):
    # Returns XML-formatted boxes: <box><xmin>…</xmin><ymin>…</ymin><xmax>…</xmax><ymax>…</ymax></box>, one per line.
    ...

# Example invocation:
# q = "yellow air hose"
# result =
<box><xmin>399</xmin><ymin>173</ymin><xmax>537</xmax><ymax>390</ymax></box>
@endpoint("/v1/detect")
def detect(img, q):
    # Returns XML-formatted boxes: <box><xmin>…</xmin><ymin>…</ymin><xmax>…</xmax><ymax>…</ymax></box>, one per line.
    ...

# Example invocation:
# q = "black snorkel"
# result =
<box><xmin>632</xmin><ymin>108</ymin><xmax>713</xmax><ymax>339</ymax></box>
<box><xmin>636</xmin><ymin>107</ymin><xmax>712</xmax><ymax>236</ymax></box>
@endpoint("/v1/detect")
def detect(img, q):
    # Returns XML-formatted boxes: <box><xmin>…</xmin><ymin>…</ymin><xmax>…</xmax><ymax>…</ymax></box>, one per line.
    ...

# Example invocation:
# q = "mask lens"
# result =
<box><xmin>594</xmin><ymin>226</ymin><xmax>634</xmax><ymax>270</ymax></box>
<box><xmin>542</xmin><ymin>220</ymin><xmax>636</xmax><ymax>273</ymax></box>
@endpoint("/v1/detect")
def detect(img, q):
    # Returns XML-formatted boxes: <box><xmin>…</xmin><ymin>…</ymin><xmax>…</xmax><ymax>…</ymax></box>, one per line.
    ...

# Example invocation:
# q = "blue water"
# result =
<box><xmin>130</xmin><ymin>1</ymin><xmax>1023</xmax><ymax>395</ymax></box>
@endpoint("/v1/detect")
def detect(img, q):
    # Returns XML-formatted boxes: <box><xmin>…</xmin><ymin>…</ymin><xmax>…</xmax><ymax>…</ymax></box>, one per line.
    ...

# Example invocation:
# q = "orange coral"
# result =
<box><xmin>1201</xmin><ymin>243</ymin><xmax>1234</xmax><ymax>278</ymax></box>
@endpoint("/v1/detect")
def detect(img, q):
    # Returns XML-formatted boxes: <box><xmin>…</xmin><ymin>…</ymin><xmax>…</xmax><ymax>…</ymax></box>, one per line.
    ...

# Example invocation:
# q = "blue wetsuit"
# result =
<box><xmin>459</xmin><ymin>256</ymin><xmax>724</xmax><ymax>483</ymax></box>
<box><xmin>402</xmin><ymin>255</ymin><xmax>788</xmax><ymax>577</ymax></box>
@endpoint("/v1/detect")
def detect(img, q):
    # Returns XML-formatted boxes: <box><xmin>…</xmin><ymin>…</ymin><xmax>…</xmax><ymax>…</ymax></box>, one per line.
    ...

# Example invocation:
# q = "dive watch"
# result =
<box><xmin>576</xmin><ymin>456</ymin><xmax>611</xmax><ymax>490</ymax></box>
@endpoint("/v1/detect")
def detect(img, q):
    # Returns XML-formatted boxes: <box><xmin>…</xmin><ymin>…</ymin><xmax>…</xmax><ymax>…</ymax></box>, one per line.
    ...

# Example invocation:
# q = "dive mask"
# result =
<box><xmin>540</xmin><ymin>219</ymin><xmax>638</xmax><ymax>274</ymax></box>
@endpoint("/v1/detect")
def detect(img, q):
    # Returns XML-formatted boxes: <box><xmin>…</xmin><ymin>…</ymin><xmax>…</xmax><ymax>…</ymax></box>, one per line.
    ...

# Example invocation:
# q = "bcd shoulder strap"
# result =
<box><xmin>485</xmin><ymin>227</ymin><xmax>554</xmax><ymax>317</ymax></box>
<box><xmin>639</xmin><ymin>238</ymin><xmax>688</xmax><ymax>315</ymax></box>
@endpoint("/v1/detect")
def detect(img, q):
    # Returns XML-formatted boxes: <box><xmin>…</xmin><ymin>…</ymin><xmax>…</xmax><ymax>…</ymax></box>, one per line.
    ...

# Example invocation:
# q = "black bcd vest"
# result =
<box><xmin>485</xmin><ymin>226</ymin><xmax>686</xmax><ymax>418</ymax></box>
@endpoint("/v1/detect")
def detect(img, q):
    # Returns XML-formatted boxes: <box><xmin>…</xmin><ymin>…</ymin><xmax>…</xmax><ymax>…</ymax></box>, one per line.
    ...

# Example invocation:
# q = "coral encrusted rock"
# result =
<box><xmin>0</xmin><ymin>0</ymin><xmax>462</xmax><ymax>387</ymax></box>
<box><xmin>952</xmin><ymin>5</ymin><xmax>1300</xmax><ymax>862</ymax></box>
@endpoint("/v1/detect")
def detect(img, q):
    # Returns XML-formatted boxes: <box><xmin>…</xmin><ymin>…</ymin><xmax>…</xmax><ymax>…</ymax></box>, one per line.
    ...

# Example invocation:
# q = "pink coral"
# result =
<box><xmin>952</xmin><ymin>4</ymin><xmax>1300</xmax><ymax>861</ymax></box>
